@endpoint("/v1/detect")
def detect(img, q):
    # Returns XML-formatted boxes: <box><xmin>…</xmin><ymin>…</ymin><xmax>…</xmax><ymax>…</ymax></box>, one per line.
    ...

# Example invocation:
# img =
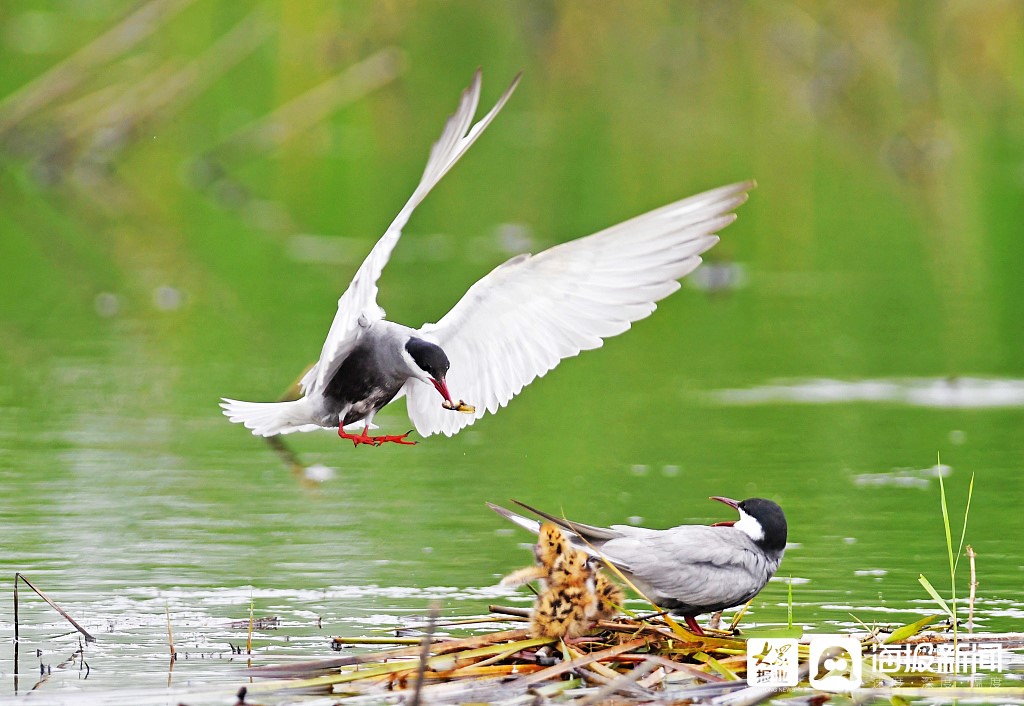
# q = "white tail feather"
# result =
<box><xmin>220</xmin><ymin>398</ymin><xmax>321</xmax><ymax>437</ymax></box>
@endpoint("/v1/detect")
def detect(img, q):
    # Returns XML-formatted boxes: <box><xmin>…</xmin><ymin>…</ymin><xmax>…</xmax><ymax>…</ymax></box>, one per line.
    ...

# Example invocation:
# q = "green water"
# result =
<box><xmin>1</xmin><ymin>2</ymin><xmax>1022</xmax><ymax>702</ymax></box>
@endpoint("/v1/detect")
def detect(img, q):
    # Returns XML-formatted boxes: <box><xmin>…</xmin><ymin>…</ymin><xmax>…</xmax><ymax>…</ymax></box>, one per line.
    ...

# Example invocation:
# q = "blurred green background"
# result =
<box><xmin>0</xmin><ymin>0</ymin><xmax>1022</xmax><ymax>696</ymax></box>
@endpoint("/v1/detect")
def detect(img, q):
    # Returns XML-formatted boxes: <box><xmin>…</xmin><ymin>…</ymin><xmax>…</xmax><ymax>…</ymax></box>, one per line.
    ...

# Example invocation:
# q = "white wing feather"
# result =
<box><xmin>300</xmin><ymin>70</ymin><xmax>521</xmax><ymax>394</ymax></box>
<box><xmin>405</xmin><ymin>180</ymin><xmax>755</xmax><ymax>437</ymax></box>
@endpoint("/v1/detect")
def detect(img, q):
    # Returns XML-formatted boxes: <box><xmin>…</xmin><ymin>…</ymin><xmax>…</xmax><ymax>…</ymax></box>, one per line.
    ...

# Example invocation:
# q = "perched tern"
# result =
<box><xmin>488</xmin><ymin>496</ymin><xmax>787</xmax><ymax>635</ymax></box>
<box><xmin>221</xmin><ymin>70</ymin><xmax>754</xmax><ymax>446</ymax></box>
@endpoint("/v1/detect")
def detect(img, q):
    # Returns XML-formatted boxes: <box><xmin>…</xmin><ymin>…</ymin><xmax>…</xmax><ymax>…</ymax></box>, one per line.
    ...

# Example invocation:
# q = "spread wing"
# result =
<box><xmin>300</xmin><ymin>70</ymin><xmax>521</xmax><ymax>394</ymax></box>
<box><xmin>405</xmin><ymin>180</ymin><xmax>754</xmax><ymax>436</ymax></box>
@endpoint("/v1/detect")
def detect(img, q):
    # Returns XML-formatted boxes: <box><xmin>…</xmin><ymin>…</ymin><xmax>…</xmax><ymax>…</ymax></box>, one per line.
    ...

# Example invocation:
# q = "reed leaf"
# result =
<box><xmin>694</xmin><ymin>652</ymin><xmax>740</xmax><ymax>680</ymax></box>
<box><xmin>918</xmin><ymin>574</ymin><xmax>955</xmax><ymax>619</ymax></box>
<box><xmin>952</xmin><ymin>473</ymin><xmax>975</xmax><ymax>576</ymax></box>
<box><xmin>885</xmin><ymin>614</ymin><xmax>941</xmax><ymax>644</ymax></box>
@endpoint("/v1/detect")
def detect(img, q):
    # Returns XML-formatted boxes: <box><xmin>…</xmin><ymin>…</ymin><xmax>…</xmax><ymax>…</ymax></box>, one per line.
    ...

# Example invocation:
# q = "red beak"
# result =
<box><xmin>710</xmin><ymin>496</ymin><xmax>739</xmax><ymax>527</ymax></box>
<box><xmin>430</xmin><ymin>377</ymin><xmax>453</xmax><ymax>403</ymax></box>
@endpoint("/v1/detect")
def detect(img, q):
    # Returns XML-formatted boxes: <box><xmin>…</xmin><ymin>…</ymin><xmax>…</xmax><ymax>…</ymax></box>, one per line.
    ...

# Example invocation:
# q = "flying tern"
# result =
<box><xmin>221</xmin><ymin>71</ymin><xmax>754</xmax><ymax>446</ymax></box>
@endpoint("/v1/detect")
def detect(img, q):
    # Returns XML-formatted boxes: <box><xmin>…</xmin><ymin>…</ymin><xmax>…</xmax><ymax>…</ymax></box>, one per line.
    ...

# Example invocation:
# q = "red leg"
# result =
<box><xmin>683</xmin><ymin>615</ymin><xmax>706</xmax><ymax>636</ymax></box>
<box><xmin>373</xmin><ymin>431</ymin><xmax>417</xmax><ymax>446</ymax></box>
<box><xmin>338</xmin><ymin>426</ymin><xmax>416</xmax><ymax>447</ymax></box>
<box><xmin>338</xmin><ymin>425</ymin><xmax>377</xmax><ymax>447</ymax></box>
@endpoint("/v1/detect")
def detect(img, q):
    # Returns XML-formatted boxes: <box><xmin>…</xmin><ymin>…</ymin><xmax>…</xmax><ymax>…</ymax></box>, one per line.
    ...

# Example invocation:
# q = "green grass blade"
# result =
<box><xmin>952</xmin><ymin>473</ymin><xmax>975</xmax><ymax>575</ymax></box>
<box><xmin>787</xmin><ymin>577</ymin><xmax>793</xmax><ymax>630</ymax></box>
<box><xmin>937</xmin><ymin>464</ymin><xmax>958</xmax><ymax>644</ymax></box>
<box><xmin>918</xmin><ymin>574</ymin><xmax>954</xmax><ymax>619</ymax></box>
<box><xmin>938</xmin><ymin>470</ymin><xmax>954</xmax><ymax>587</ymax></box>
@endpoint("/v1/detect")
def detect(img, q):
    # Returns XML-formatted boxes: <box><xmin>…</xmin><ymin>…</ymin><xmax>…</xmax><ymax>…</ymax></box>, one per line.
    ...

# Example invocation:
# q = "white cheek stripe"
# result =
<box><xmin>734</xmin><ymin>509</ymin><xmax>764</xmax><ymax>542</ymax></box>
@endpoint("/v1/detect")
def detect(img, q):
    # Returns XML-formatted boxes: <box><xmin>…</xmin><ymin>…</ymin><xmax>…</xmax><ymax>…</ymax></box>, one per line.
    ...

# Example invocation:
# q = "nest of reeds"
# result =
<box><xmin>242</xmin><ymin>520</ymin><xmax>1023</xmax><ymax>704</ymax></box>
<box><xmin>245</xmin><ymin>608</ymin><xmax>1024</xmax><ymax>705</ymax></box>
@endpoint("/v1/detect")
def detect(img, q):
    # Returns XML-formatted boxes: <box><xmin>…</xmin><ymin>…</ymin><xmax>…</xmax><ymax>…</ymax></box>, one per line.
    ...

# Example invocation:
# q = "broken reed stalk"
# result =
<box><xmin>13</xmin><ymin>574</ymin><xmax>19</xmax><ymax>644</ymax></box>
<box><xmin>409</xmin><ymin>602</ymin><xmax>440</xmax><ymax>706</ymax></box>
<box><xmin>14</xmin><ymin>574</ymin><xmax>96</xmax><ymax>643</ymax></box>
<box><xmin>967</xmin><ymin>544</ymin><xmax>977</xmax><ymax>634</ymax></box>
<box><xmin>165</xmin><ymin>600</ymin><xmax>175</xmax><ymax>658</ymax></box>
<box><xmin>730</xmin><ymin>600</ymin><xmax>753</xmax><ymax>632</ymax></box>
<box><xmin>247</xmin><ymin>593</ymin><xmax>255</xmax><ymax>655</ymax></box>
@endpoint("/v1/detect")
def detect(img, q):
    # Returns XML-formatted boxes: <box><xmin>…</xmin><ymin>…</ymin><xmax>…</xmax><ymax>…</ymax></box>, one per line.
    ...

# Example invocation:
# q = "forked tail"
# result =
<box><xmin>219</xmin><ymin>398</ymin><xmax>320</xmax><ymax>437</ymax></box>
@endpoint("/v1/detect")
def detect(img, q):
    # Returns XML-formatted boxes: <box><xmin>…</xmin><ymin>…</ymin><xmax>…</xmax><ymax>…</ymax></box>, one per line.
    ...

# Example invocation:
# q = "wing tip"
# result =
<box><xmin>467</xmin><ymin>67</ymin><xmax>483</xmax><ymax>97</ymax></box>
<box><xmin>504</xmin><ymin>70</ymin><xmax>524</xmax><ymax>97</ymax></box>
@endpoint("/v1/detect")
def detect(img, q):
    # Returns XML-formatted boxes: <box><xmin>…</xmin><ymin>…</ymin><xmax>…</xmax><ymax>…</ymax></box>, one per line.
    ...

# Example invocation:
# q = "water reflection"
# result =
<box><xmin>711</xmin><ymin>378</ymin><xmax>1024</xmax><ymax>409</ymax></box>
<box><xmin>853</xmin><ymin>464</ymin><xmax>952</xmax><ymax>490</ymax></box>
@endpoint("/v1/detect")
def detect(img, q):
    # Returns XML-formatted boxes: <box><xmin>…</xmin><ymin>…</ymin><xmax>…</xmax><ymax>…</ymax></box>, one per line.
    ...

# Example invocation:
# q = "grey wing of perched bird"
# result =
<box><xmin>597</xmin><ymin>524</ymin><xmax>776</xmax><ymax>612</ymax></box>
<box><xmin>488</xmin><ymin>499</ymin><xmax>781</xmax><ymax>614</ymax></box>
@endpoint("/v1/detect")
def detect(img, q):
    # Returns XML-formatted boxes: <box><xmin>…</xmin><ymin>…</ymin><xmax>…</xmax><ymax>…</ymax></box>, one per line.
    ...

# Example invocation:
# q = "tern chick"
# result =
<box><xmin>503</xmin><ymin>523</ymin><xmax>623</xmax><ymax>639</ymax></box>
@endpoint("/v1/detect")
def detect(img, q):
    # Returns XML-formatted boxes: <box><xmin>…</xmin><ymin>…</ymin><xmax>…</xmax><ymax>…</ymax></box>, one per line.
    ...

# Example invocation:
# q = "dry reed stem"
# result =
<box><xmin>408</xmin><ymin>602</ymin><xmax>439</xmax><ymax>706</ymax></box>
<box><xmin>14</xmin><ymin>573</ymin><xmax>96</xmax><ymax>643</ymax></box>
<box><xmin>564</xmin><ymin>642</ymin><xmax>625</xmax><ymax>681</ymax></box>
<box><xmin>513</xmin><ymin>638</ymin><xmax>647</xmax><ymax>687</ymax></box>
<box><xmin>246</xmin><ymin>594</ymin><xmax>254</xmax><ymax>655</ymax></box>
<box><xmin>165</xmin><ymin>600</ymin><xmax>175</xmax><ymax>658</ymax></box>
<box><xmin>578</xmin><ymin>658</ymin><xmax>661</xmax><ymax>705</ymax></box>
<box><xmin>967</xmin><ymin>544</ymin><xmax>978</xmax><ymax>633</ymax></box>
